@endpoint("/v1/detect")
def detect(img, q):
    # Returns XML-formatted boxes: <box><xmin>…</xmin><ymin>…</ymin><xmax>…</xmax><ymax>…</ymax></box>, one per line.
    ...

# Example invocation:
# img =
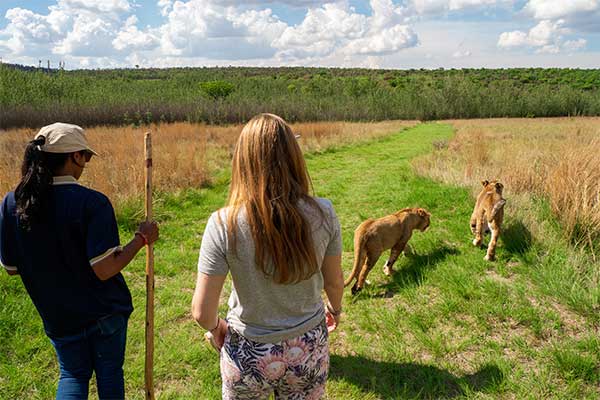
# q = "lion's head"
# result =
<box><xmin>481</xmin><ymin>179</ymin><xmax>504</xmax><ymax>196</ymax></box>
<box><xmin>415</xmin><ymin>208</ymin><xmax>431</xmax><ymax>232</ymax></box>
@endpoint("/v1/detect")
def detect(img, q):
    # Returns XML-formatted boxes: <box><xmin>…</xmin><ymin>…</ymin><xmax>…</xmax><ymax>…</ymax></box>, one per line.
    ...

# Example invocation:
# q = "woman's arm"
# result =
<box><xmin>92</xmin><ymin>221</ymin><xmax>159</xmax><ymax>281</ymax></box>
<box><xmin>322</xmin><ymin>254</ymin><xmax>343</xmax><ymax>330</ymax></box>
<box><xmin>192</xmin><ymin>272</ymin><xmax>228</xmax><ymax>348</ymax></box>
<box><xmin>191</xmin><ymin>272</ymin><xmax>226</xmax><ymax>328</ymax></box>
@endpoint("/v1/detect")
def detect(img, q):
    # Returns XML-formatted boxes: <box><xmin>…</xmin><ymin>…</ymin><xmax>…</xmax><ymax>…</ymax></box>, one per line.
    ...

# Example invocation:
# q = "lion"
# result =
<box><xmin>470</xmin><ymin>180</ymin><xmax>506</xmax><ymax>261</ymax></box>
<box><xmin>344</xmin><ymin>208</ymin><xmax>431</xmax><ymax>295</ymax></box>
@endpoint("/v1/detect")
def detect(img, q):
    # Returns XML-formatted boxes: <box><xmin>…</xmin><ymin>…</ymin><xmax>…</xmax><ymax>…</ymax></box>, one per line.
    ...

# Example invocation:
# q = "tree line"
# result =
<box><xmin>1</xmin><ymin>64</ymin><xmax>599</xmax><ymax>129</ymax></box>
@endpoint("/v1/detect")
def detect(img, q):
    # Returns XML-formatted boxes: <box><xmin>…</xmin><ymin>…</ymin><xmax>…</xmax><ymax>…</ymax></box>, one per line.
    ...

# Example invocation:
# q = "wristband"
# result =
<box><xmin>209</xmin><ymin>317</ymin><xmax>221</xmax><ymax>333</ymax></box>
<box><xmin>135</xmin><ymin>231</ymin><xmax>148</xmax><ymax>245</ymax></box>
<box><xmin>326</xmin><ymin>303</ymin><xmax>342</xmax><ymax>316</ymax></box>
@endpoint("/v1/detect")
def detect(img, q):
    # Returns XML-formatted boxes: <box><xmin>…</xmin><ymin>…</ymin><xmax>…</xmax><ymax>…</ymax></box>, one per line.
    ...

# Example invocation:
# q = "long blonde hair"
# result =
<box><xmin>226</xmin><ymin>113</ymin><xmax>322</xmax><ymax>284</ymax></box>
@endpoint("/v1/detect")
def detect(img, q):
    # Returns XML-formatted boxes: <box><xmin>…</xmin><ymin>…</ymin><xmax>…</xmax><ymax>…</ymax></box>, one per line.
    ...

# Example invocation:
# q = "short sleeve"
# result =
<box><xmin>0</xmin><ymin>195</ymin><xmax>19</xmax><ymax>271</ymax></box>
<box><xmin>86</xmin><ymin>194</ymin><xmax>121</xmax><ymax>266</ymax></box>
<box><xmin>325</xmin><ymin>205</ymin><xmax>342</xmax><ymax>256</ymax></box>
<box><xmin>198</xmin><ymin>212</ymin><xmax>229</xmax><ymax>276</ymax></box>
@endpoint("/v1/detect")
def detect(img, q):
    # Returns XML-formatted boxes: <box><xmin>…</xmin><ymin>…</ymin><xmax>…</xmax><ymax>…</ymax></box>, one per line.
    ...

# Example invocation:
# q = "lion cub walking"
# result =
<box><xmin>344</xmin><ymin>208</ymin><xmax>431</xmax><ymax>295</ymax></box>
<box><xmin>470</xmin><ymin>180</ymin><xmax>506</xmax><ymax>261</ymax></box>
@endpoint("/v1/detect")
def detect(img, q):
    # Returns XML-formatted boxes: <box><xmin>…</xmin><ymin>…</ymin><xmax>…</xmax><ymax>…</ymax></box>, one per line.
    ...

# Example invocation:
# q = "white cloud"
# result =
<box><xmin>157</xmin><ymin>0</ymin><xmax>173</xmax><ymax>17</ymax></box>
<box><xmin>523</xmin><ymin>0</ymin><xmax>600</xmax><ymax>33</ymax></box>
<box><xmin>113</xmin><ymin>16</ymin><xmax>160</xmax><ymax>52</ymax></box>
<box><xmin>498</xmin><ymin>30</ymin><xmax>528</xmax><ymax>48</ymax></box>
<box><xmin>58</xmin><ymin>0</ymin><xmax>132</xmax><ymax>14</ymax></box>
<box><xmin>498</xmin><ymin>20</ymin><xmax>567</xmax><ymax>50</ymax></box>
<box><xmin>273</xmin><ymin>0</ymin><xmax>417</xmax><ymax>60</ymax></box>
<box><xmin>524</xmin><ymin>0</ymin><xmax>598</xmax><ymax>21</ymax></box>
<box><xmin>158</xmin><ymin>0</ymin><xmax>287</xmax><ymax>59</ymax></box>
<box><xmin>343</xmin><ymin>25</ymin><xmax>418</xmax><ymax>56</ymax></box>
<box><xmin>563</xmin><ymin>38</ymin><xmax>587</xmax><ymax>52</ymax></box>
<box><xmin>54</xmin><ymin>14</ymin><xmax>118</xmax><ymax>56</ymax></box>
<box><xmin>0</xmin><ymin>0</ymin><xmax>597</xmax><ymax>69</ymax></box>
<box><xmin>528</xmin><ymin>19</ymin><xmax>567</xmax><ymax>46</ymax></box>
<box><xmin>452</xmin><ymin>49</ymin><xmax>472</xmax><ymax>58</ymax></box>
<box><xmin>273</xmin><ymin>2</ymin><xmax>368</xmax><ymax>59</ymax></box>
<box><xmin>1</xmin><ymin>8</ymin><xmax>55</xmax><ymax>55</ymax></box>
<box><xmin>0</xmin><ymin>0</ymin><xmax>137</xmax><ymax>57</ymax></box>
<box><xmin>497</xmin><ymin>19</ymin><xmax>588</xmax><ymax>53</ymax></box>
<box><xmin>157</xmin><ymin>0</ymin><xmax>418</xmax><ymax>62</ymax></box>
<box><xmin>412</xmin><ymin>0</ymin><xmax>513</xmax><ymax>14</ymax></box>
<box><xmin>498</xmin><ymin>0</ymin><xmax>596</xmax><ymax>54</ymax></box>
<box><xmin>217</xmin><ymin>0</ymin><xmax>330</xmax><ymax>5</ymax></box>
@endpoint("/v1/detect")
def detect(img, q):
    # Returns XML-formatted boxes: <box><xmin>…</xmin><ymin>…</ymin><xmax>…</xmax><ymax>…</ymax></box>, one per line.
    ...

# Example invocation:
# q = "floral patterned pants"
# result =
<box><xmin>220</xmin><ymin>319</ymin><xmax>329</xmax><ymax>400</ymax></box>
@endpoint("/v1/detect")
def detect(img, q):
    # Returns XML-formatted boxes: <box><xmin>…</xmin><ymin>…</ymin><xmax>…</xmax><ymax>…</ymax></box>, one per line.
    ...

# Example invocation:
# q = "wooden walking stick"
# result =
<box><xmin>144</xmin><ymin>132</ymin><xmax>155</xmax><ymax>400</ymax></box>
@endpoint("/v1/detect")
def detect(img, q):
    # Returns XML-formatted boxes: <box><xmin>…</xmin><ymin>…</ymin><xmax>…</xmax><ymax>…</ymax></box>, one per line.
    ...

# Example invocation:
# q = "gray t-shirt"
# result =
<box><xmin>198</xmin><ymin>197</ymin><xmax>342</xmax><ymax>343</ymax></box>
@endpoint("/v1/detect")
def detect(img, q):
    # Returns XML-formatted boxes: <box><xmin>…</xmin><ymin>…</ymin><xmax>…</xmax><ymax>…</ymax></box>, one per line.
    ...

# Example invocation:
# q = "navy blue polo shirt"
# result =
<box><xmin>0</xmin><ymin>176</ymin><xmax>133</xmax><ymax>337</ymax></box>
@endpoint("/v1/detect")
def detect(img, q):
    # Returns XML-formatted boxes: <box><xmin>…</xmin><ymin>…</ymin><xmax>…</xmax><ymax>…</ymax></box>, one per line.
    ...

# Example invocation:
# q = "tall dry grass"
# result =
<box><xmin>0</xmin><ymin>120</ymin><xmax>417</xmax><ymax>204</ymax></box>
<box><xmin>413</xmin><ymin>118</ymin><xmax>600</xmax><ymax>250</ymax></box>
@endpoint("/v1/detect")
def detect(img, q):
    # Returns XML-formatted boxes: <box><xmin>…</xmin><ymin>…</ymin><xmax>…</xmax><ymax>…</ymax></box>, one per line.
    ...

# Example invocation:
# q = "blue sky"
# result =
<box><xmin>0</xmin><ymin>0</ymin><xmax>598</xmax><ymax>69</ymax></box>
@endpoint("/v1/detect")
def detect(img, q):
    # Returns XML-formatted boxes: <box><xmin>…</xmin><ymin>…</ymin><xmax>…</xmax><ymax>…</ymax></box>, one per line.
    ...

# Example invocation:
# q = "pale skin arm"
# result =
<box><xmin>322</xmin><ymin>254</ymin><xmax>344</xmax><ymax>331</ymax></box>
<box><xmin>191</xmin><ymin>272</ymin><xmax>228</xmax><ymax>349</ymax></box>
<box><xmin>92</xmin><ymin>221</ymin><xmax>159</xmax><ymax>281</ymax></box>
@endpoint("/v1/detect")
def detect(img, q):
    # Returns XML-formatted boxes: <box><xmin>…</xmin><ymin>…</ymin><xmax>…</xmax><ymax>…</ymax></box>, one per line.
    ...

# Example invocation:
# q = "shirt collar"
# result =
<box><xmin>52</xmin><ymin>176</ymin><xmax>80</xmax><ymax>186</ymax></box>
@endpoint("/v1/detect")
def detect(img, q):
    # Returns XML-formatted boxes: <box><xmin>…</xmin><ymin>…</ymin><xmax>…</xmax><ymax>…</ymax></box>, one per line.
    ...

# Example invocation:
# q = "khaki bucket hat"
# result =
<box><xmin>35</xmin><ymin>123</ymin><xmax>99</xmax><ymax>156</ymax></box>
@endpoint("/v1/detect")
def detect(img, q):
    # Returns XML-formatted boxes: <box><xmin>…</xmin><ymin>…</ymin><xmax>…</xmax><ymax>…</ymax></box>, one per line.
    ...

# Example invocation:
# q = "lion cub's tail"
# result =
<box><xmin>344</xmin><ymin>222</ymin><xmax>369</xmax><ymax>287</ymax></box>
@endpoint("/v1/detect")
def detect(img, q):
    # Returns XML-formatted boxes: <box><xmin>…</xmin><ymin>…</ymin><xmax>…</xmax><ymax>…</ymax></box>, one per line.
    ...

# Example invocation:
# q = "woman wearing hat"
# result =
<box><xmin>0</xmin><ymin>123</ymin><xmax>159</xmax><ymax>399</ymax></box>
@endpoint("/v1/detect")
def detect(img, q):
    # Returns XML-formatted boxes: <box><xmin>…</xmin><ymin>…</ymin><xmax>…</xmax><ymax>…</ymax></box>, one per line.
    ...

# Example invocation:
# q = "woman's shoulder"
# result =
<box><xmin>206</xmin><ymin>207</ymin><xmax>234</xmax><ymax>232</ymax></box>
<box><xmin>307</xmin><ymin>196</ymin><xmax>337</xmax><ymax>217</ymax></box>
<box><xmin>209</xmin><ymin>207</ymin><xmax>231</xmax><ymax>221</ymax></box>
<box><xmin>2</xmin><ymin>191</ymin><xmax>15</xmax><ymax>202</ymax></box>
<box><xmin>81</xmin><ymin>187</ymin><xmax>113</xmax><ymax>208</ymax></box>
<box><xmin>312</xmin><ymin>197</ymin><xmax>334</xmax><ymax>210</ymax></box>
<box><xmin>302</xmin><ymin>197</ymin><xmax>338</xmax><ymax>227</ymax></box>
<box><xmin>1</xmin><ymin>192</ymin><xmax>16</xmax><ymax>211</ymax></box>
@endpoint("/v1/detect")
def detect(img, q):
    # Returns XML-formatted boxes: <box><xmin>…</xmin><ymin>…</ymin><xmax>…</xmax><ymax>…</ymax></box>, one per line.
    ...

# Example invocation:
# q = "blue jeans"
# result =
<box><xmin>49</xmin><ymin>314</ymin><xmax>128</xmax><ymax>400</ymax></box>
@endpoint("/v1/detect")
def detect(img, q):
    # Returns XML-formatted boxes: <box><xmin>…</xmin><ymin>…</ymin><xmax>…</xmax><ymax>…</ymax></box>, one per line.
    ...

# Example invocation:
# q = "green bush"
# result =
<box><xmin>199</xmin><ymin>80</ymin><xmax>235</xmax><ymax>100</ymax></box>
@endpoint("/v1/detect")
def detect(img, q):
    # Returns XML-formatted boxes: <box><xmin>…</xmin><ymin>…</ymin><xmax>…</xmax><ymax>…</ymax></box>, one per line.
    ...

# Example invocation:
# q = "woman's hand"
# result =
<box><xmin>325</xmin><ymin>310</ymin><xmax>340</xmax><ymax>333</ymax></box>
<box><xmin>322</xmin><ymin>255</ymin><xmax>343</xmax><ymax>333</ymax></box>
<box><xmin>136</xmin><ymin>221</ymin><xmax>159</xmax><ymax>245</ymax></box>
<box><xmin>213</xmin><ymin>318</ymin><xmax>228</xmax><ymax>350</ymax></box>
<box><xmin>92</xmin><ymin>221</ymin><xmax>159</xmax><ymax>281</ymax></box>
<box><xmin>205</xmin><ymin>318</ymin><xmax>228</xmax><ymax>351</ymax></box>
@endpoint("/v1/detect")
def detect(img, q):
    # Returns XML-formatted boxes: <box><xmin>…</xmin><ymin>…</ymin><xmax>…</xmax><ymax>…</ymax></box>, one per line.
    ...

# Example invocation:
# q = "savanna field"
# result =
<box><xmin>0</xmin><ymin>66</ymin><xmax>599</xmax><ymax>399</ymax></box>
<box><xmin>1</xmin><ymin>117</ymin><xmax>599</xmax><ymax>399</ymax></box>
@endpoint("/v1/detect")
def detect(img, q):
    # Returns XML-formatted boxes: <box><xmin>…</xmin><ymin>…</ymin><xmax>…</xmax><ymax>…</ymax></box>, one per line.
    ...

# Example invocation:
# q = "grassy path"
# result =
<box><xmin>1</xmin><ymin>123</ymin><xmax>598</xmax><ymax>399</ymax></box>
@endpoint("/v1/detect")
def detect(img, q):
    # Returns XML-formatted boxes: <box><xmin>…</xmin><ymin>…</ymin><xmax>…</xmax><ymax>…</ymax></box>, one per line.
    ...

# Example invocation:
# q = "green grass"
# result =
<box><xmin>1</xmin><ymin>123</ymin><xmax>598</xmax><ymax>399</ymax></box>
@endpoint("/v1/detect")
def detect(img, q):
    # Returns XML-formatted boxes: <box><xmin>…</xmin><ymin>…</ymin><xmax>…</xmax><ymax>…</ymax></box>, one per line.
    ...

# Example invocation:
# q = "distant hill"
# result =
<box><xmin>0</xmin><ymin>62</ymin><xmax>58</xmax><ymax>73</ymax></box>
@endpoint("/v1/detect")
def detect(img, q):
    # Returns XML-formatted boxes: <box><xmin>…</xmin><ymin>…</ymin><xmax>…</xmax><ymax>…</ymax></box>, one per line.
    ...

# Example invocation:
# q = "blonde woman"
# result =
<box><xmin>191</xmin><ymin>113</ymin><xmax>344</xmax><ymax>399</ymax></box>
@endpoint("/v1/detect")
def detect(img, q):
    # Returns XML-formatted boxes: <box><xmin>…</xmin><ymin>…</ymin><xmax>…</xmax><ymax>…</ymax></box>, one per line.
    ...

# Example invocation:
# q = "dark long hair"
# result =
<box><xmin>15</xmin><ymin>137</ymin><xmax>69</xmax><ymax>230</ymax></box>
